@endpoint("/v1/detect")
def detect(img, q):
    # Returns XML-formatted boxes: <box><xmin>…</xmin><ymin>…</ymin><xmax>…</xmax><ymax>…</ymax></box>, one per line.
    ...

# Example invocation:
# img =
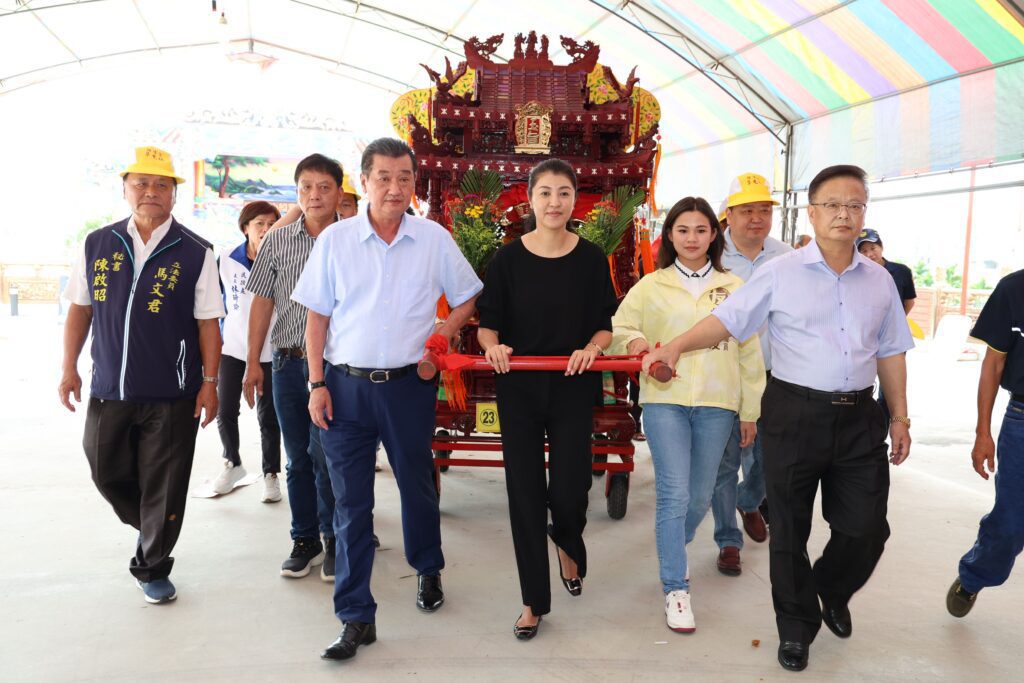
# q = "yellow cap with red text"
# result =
<box><xmin>120</xmin><ymin>146</ymin><xmax>185</xmax><ymax>184</ymax></box>
<box><xmin>726</xmin><ymin>172</ymin><xmax>779</xmax><ymax>208</ymax></box>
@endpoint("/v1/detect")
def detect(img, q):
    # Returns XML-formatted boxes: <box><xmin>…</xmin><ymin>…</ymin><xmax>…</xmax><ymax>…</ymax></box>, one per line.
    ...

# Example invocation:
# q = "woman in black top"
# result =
<box><xmin>477</xmin><ymin>159</ymin><xmax>619</xmax><ymax>639</ymax></box>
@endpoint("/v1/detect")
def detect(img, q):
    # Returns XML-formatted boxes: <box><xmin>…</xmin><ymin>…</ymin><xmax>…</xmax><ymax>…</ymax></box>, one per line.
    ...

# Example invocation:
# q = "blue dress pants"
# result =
<box><xmin>320</xmin><ymin>365</ymin><xmax>444</xmax><ymax>624</ymax></box>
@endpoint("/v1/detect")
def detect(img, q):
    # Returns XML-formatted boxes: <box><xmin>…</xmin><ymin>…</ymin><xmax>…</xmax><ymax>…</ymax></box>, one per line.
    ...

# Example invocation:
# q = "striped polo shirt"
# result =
<box><xmin>246</xmin><ymin>214</ymin><xmax>336</xmax><ymax>349</ymax></box>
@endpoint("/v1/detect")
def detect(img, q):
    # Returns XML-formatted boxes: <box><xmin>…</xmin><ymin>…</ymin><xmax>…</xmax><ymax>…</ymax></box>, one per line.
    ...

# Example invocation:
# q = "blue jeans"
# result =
<box><xmin>644</xmin><ymin>403</ymin><xmax>736</xmax><ymax>592</ymax></box>
<box><xmin>959</xmin><ymin>399</ymin><xmax>1024</xmax><ymax>594</ymax></box>
<box><xmin>711</xmin><ymin>417</ymin><xmax>766</xmax><ymax>549</ymax></box>
<box><xmin>271</xmin><ymin>351</ymin><xmax>335</xmax><ymax>540</ymax></box>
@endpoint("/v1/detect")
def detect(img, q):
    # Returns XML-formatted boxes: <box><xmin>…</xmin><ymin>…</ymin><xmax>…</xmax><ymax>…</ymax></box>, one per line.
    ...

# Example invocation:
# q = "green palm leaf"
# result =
<box><xmin>579</xmin><ymin>185</ymin><xmax>646</xmax><ymax>256</ymax></box>
<box><xmin>459</xmin><ymin>169</ymin><xmax>504</xmax><ymax>203</ymax></box>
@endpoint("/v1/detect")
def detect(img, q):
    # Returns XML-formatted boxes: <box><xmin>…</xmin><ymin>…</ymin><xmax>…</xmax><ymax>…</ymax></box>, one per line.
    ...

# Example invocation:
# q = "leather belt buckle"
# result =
<box><xmin>831</xmin><ymin>393</ymin><xmax>855</xmax><ymax>406</ymax></box>
<box><xmin>369</xmin><ymin>369</ymin><xmax>390</xmax><ymax>383</ymax></box>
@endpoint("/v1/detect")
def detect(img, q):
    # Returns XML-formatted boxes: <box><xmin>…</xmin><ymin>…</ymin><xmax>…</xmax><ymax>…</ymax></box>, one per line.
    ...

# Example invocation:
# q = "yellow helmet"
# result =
<box><xmin>341</xmin><ymin>173</ymin><xmax>361</xmax><ymax>201</ymax></box>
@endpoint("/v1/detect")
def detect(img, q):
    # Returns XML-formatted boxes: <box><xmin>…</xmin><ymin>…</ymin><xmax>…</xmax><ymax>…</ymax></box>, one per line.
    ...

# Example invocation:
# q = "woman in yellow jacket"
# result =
<box><xmin>612</xmin><ymin>196</ymin><xmax>765</xmax><ymax>633</ymax></box>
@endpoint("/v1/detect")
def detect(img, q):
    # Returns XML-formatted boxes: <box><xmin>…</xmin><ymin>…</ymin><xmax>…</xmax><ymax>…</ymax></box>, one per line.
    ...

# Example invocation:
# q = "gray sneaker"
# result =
<box><xmin>137</xmin><ymin>577</ymin><xmax>177</xmax><ymax>604</ymax></box>
<box><xmin>280</xmin><ymin>537</ymin><xmax>324</xmax><ymax>578</ymax></box>
<box><xmin>321</xmin><ymin>537</ymin><xmax>336</xmax><ymax>582</ymax></box>
<box><xmin>946</xmin><ymin>578</ymin><xmax>978</xmax><ymax>618</ymax></box>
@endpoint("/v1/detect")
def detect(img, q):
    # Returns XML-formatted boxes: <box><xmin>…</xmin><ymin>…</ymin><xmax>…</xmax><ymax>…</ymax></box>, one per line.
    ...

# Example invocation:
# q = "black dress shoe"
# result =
<box><xmin>321</xmin><ymin>621</ymin><xmax>376</xmax><ymax>660</ymax></box>
<box><xmin>416</xmin><ymin>574</ymin><xmax>444</xmax><ymax>612</ymax></box>
<box><xmin>513</xmin><ymin>614</ymin><xmax>542</xmax><ymax>640</ymax></box>
<box><xmin>778</xmin><ymin>641</ymin><xmax>809</xmax><ymax>672</ymax></box>
<box><xmin>821</xmin><ymin>599</ymin><xmax>852</xmax><ymax>638</ymax></box>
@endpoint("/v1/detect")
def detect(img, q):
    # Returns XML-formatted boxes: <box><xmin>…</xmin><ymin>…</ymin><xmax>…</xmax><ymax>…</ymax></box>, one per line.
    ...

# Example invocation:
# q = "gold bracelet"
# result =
<box><xmin>890</xmin><ymin>416</ymin><xmax>911</xmax><ymax>428</ymax></box>
<box><xmin>587</xmin><ymin>342</ymin><xmax>604</xmax><ymax>355</ymax></box>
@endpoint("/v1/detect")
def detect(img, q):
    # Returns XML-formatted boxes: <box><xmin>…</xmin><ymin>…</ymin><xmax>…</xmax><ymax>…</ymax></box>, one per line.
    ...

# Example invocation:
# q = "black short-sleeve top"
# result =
<box><xmin>883</xmin><ymin>260</ymin><xmax>917</xmax><ymax>302</ymax></box>
<box><xmin>970</xmin><ymin>269</ymin><xmax>1024</xmax><ymax>394</ymax></box>
<box><xmin>476</xmin><ymin>236</ymin><xmax>619</xmax><ymax>356</ymax></box>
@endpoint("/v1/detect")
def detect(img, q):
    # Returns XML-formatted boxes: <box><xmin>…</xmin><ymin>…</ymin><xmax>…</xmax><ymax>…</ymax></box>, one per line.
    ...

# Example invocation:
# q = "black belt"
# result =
<box><xmin>1012</xmin><ymin>393</ymin><xmax>1024</xmax><ymax>403</ymax></box>
<box><xmin>333</xmin><ymin>363</ymin><xmax>417</xmax><ymax>384</ymax></box>
<box><xmin>275</xmin><ymin>347</ymin><xmax>306</xmax><ymax>359</ymax></box>
<box><xmin>770</xmin><ymin>377</ymin><xmax>873</xmax><ymax>406</ymax></box>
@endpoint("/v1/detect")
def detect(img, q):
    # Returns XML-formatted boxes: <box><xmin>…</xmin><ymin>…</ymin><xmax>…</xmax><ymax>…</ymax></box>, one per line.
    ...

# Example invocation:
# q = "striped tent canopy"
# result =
<box><xmin>1</xmin><ymin>0</ymin><xmax>1022</xmax><ymax>201</ymax></box>
<box><xmin>610</xmin><ymin>0</ymin><xmax>1024</xmax><ymax>198</ymax></box>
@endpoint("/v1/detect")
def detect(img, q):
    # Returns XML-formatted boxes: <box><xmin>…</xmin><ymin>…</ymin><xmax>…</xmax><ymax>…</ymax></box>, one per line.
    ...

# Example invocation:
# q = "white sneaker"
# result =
<box><xmin>665</xmin><ymin>590</ymin><xmax>696</xmax><ymax>633</ymax></box>
<box><xmin>212</xmin><ymin>461</ymin><xmax>246</xmax><ymax>495</ymax></box>
<box><xmin>261</xmin><ymin>473</ymin><xmax>282</xmax><ymax>503</ymax></box>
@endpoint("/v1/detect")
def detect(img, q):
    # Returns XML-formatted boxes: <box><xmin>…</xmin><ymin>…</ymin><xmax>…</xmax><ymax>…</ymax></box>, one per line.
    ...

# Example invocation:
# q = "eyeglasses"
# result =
<box><xmin>810</xmin><ymin>202</ymin><xmax>866</xmax><ymax>215</ymax></box>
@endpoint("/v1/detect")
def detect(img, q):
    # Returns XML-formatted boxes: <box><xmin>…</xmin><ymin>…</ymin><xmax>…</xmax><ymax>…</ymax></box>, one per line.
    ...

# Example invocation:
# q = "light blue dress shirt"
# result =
<box><xmin>721</xmin><ymin>229</ymin><xmax>792</xmax><ymax>370</ymax></box>
<box><xmin>291</xmin><ymin>211</ymin><xmax>483</xmax><ymax>368</ymax></box>
<box><xmin>712</xmin><ymin>239</ymin><xmax>914</xmax><ymax>392</ymax></box>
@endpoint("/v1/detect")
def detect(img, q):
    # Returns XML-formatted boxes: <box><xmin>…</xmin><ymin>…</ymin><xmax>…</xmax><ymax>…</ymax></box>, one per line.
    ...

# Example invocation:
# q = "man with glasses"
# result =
<box><xmin>707</xmin><ymin>173</ymin><xmax>792</xmax><ymax>577</ymax></box>
<box><xmin>643</xmin><ymin>165</ymin><xmax>913</xmax><ymax>672</ymax></box>
<box><xmin>293</xmin><ymin>138</ymin><xmax>482</xmax><ymax>661</ymax></box>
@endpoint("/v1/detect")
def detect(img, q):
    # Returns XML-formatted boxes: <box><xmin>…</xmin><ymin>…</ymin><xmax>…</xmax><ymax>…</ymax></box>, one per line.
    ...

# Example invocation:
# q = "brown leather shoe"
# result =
<box><xmin>717</xmin><ymin>546</ymin><xmax>741</xmax><ymax>576</ymax></box>
<box><xmin>739</xmin><ymin>507</ymin><xmax>768</xmax><ymax>543</ymax></box>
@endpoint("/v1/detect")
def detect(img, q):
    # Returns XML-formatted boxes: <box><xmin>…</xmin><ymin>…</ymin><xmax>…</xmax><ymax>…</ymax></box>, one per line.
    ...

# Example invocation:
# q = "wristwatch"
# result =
<box><xmin>890</xmin><ymin>416</ymin><xmax>911</xmax><ymax>428</ymax></box>
<box><xmin>309</xmin><ymin>380</ymin><xmax>327</xmax><ymax>391</ymax></box>
<box><xmin>202</xmin><ymin>375</ymin><xmax>218</xmax><ymax>385</ymax></box>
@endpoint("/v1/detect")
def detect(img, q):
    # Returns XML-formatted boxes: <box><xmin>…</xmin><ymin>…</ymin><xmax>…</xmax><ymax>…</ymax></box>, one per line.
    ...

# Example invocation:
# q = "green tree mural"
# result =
<box><xmin>208</xmin><ymin>155</ymin><xmax>268</xmax><ymax>198</ymax></box>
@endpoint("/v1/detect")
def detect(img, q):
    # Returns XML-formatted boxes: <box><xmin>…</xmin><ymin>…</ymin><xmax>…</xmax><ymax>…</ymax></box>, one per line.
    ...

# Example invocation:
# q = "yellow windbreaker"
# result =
<box><xmin>611</xmin><ymin>266</ymin><xmax>765</xmax><ymax>421</ymax></box>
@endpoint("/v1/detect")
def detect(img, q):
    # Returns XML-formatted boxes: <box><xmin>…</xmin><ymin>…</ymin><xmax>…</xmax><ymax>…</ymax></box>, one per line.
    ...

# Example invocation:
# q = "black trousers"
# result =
<box><xmin>760</xmin><ymin>379</ymin><xmax>891</xmax><ymax>644</ymax></box>
<box><xmin>495</xmin><ymin>371</ymin><xmax>597</xmax><ymax>615</ymax></box>
<box><xmin>83</xmin><ymin>396</ymin><xmax>200</xmax><ymax>581</ymax></box>
<box><xmin>216</xmin><ymin>354</ymin><xmax>281</xmax><ymax>473</ymax></box>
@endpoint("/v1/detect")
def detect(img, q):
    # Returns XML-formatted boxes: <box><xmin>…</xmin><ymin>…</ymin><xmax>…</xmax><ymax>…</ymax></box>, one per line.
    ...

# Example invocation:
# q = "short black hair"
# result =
<box><xmin>360</xmin><ymin>138</ymin><xmax>416</xmax><ymax>176</ymax></box>
<box><xmin>293</xmin><ymin>153</ymin><xmax>343</xmax><ymax>186</ymax></box>
<box><xmin>808</xmin><ymin>164</ymin><xmax>868</xmax><ymax>202</ymax></box>
<box><xmin>657</xmin><ymin>196</ymin><xmax>726</xmax><ymax>272</ymax></box>
<box><xmin>527</xmin><ymin>158</ymin><xmax>577</xmax><ymax>196</ymax></box>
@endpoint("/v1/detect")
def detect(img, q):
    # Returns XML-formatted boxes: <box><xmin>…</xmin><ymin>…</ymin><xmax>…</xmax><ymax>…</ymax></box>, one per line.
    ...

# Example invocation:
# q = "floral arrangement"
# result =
<box><xmin>447</xmin><ymin>169</ymin><xmax>505</xmax><ymax>276</ymax></box>
<box><xmin>577</xmin><ymin>185</ymin><xmax>646</xmax><ymax>257</ymax></box>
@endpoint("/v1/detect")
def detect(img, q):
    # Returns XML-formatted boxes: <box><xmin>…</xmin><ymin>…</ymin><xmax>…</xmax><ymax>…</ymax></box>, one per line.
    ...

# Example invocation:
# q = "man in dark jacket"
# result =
<box><xmin>59</xmin><ymin>146</ymin><xmax>225</xmax><ymax>604</ymax></box>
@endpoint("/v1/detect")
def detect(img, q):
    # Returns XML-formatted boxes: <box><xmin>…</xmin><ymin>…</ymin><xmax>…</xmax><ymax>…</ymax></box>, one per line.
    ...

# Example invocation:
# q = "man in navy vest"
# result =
<box><xmin>59</xmin><ymin>147</ymin><xmax>225</xmax><ymax>604</ymax></box>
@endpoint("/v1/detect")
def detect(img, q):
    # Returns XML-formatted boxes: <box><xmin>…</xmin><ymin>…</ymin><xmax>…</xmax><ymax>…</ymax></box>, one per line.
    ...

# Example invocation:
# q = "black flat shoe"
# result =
<box><xmin>777</xmin><ymin>641</ymin><xmax>809</xmax><ymax>672</ymax></box>
<box><xmin>548</xmin><ymin>524</ymin><xmax>582</xmax><ymax>597</ymax></box>
<box><xmin>513</xmin><ymin>614</ymin><xmax>542</xmax><ymax>640</ymax></box>
<box><xmin>321</xmin><ymin>621</ymin><xmax>376</xmax><ymax>661</ymax></box>
<box><xmin>416</xmin><ymin>574</ymin><xmax>445</xmax><ymax>612</ymax></box>
<box><xmin>820</xmin><ymin>599</ymin><xmax>852</xmax><ymax>639</ymax></box>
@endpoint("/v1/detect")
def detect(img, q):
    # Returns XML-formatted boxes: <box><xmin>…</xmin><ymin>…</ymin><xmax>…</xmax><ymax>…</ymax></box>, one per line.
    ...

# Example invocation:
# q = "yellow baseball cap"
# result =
<box><xmin>725</xmin><ymin>172</ymin><xmax>779</xmax><ymax>208</ymax></box>
<box><xmin>120</xmin><ymin>146</ymin><xmax>185</xmax><ymax>184</ymax></box>
<box><xmin>341</xmin><ymin>173</ymin><xmax>361</xmax><ymax>200</ymax></box>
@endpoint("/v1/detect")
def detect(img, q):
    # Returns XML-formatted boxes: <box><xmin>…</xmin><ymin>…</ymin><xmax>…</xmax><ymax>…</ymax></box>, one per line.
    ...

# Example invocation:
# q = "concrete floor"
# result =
<box><xmin>3</xmin><ymin>308</ymin><xmax>1022</xmax><ymax>682</ymax></box>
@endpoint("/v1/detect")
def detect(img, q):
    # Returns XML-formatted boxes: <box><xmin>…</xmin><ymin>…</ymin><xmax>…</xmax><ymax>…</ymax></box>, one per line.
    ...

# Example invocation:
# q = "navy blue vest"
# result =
<box><xmin>84</xmin><ymin>218</ymin><xmax>212</xmax><ymax>401</ymax></box>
